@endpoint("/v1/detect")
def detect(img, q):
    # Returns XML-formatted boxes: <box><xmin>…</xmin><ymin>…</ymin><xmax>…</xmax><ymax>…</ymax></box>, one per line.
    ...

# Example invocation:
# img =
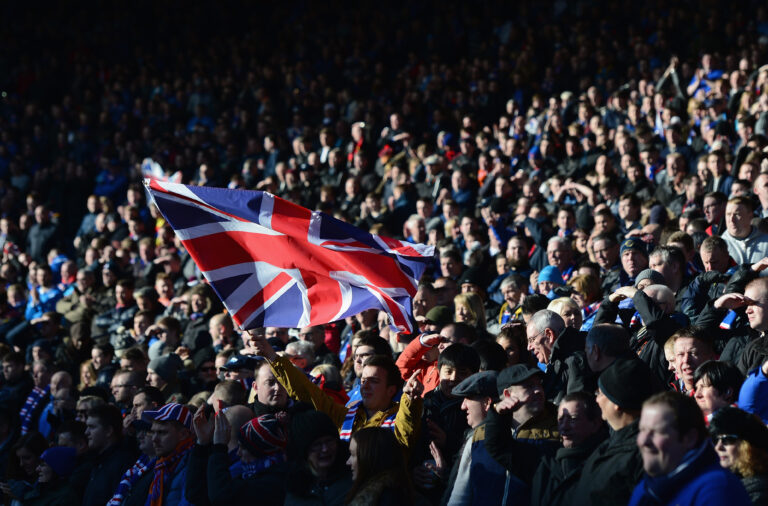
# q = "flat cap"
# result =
<box><xmin>452</xmin><ymin>371</ymin><xmax>498</xmax><ymax>400</ymax></box>
<box><xmin>497</xmin><ymin>364</ymin><xmax>543</xmax><ymax>397</ymax></box>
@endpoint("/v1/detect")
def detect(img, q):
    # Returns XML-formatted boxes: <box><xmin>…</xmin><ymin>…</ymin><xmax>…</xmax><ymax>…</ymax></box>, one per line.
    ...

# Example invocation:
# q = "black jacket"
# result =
<box><xmin>544</xmin><ymin>328</ymin><xmax>595</xmax><ymax>404</ymax></box>
<box><xmin>595</xmin><ymin>291</ymin><xmax>684</xmax><ymax>388</ymax></box>
<box><xmin>529</xmin><ymin>428</ymin><xmax>608</xmax><ymax>506</ymax></box>
<box><xmin>186</xmin><ymin>443</ymin><xmax>287</xmax><ymax>506</ymax></box>
<box><xmin>564</xmin><ymin>420</ymin><xmax>643</xmax><ymax>506</ymax></box>
<box><xmin>81</xmin><ymin>440</ymin><xmax>139</xmax><ymax>506</ymax></box>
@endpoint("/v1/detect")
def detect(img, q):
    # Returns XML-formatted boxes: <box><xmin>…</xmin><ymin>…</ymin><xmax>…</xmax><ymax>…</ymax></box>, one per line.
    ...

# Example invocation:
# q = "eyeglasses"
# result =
<box><xmin>527</xmin><ymin>329</ymin><xmax>545</xmax><ymax>344</ymax></box>
<box><xmin>714</xmin><ymin>434</ymin><xmax>740</xmax><ymax>446</ymax></box>
<box><xmin>112</xmin><ymin>384</ymin><xmax>134</xmax><ymax>388</ymax></box>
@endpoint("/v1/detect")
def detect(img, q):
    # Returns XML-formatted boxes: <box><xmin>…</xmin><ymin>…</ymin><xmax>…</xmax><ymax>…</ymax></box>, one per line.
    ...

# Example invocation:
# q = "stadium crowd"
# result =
<box><xmin>2</xmin><ymin>0</ymin><xmax>768</xmax><ymax>504</ymax></box>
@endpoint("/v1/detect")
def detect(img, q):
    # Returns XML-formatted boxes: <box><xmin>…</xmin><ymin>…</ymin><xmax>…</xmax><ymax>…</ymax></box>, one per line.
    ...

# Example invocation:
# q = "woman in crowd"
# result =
<box><xmin>345</xmin><ymin>427</ymin><xmax>415</xmax><ymax>505</ymax></box>
<box><xmin>285</xmin><ymin>410</ymin><xmax>352</xmax><ymax>506</ymax></box>
<box><xmin>710</xmin><ymin>407</ymin><xmax>768</xmax><ymax>505</ymax></box>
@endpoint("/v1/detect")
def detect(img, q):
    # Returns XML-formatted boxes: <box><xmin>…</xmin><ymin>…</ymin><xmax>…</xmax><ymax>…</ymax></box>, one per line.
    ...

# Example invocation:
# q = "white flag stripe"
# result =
<box><xmin>258</xmin><ymin>192</ymin><xmax>275</xmax><ymax>229</ymax></box>
<box><xmin>175</xmin><ymin>219</ymin><xmax>282</xmax><ymax>241</ymax></box>
<box><xmin>239</xmin><ymin>276</ymin><xmax>299</xmax><ymax>329</ymax></box>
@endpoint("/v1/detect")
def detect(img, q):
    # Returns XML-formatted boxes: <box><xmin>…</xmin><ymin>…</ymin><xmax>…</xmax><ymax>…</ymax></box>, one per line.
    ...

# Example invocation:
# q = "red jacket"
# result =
<box><xmin>396</xmin><ymin>337</ymin><xmax>439</xmax><ymax>395</ymax></box>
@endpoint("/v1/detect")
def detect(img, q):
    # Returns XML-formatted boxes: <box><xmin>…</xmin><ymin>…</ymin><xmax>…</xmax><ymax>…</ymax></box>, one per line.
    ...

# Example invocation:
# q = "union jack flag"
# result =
<box><xmin>145</xmin><ymin>179</ymin><xmax>434</xmax><ymax>332</ymax></box>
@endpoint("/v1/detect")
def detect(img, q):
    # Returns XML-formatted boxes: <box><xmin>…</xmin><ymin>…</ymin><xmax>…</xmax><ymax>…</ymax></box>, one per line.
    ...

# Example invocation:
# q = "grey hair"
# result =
<box><xmin>286</xmin><ymin>340</ymin><xmax>316</xmax><ymax>357</ymax></box>
<box><xmin>547</xmin><ymin>236</ymin><xmax>572</xmax><ymax>251</ymax></box>
<box><xmin>529</xmin><ymin>309</ymin><xmax>565</xmax><ymax>335</ymax></box>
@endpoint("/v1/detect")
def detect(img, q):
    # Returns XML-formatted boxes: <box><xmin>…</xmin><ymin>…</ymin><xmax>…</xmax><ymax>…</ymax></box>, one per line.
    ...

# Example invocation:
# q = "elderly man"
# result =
<box><xmin>546</xmin><ymin>237</ymin><xmax>576</xmax><ymax>282</ymax></box>
<box><xmin>526</xmin><ymin>310</ymin><xmax>593</xmax><ymax>403</ymax></box>
<box><xmin>629</xmin><ymin>392</ymin><xmax>750</xmax><ymax>505</ymax></box>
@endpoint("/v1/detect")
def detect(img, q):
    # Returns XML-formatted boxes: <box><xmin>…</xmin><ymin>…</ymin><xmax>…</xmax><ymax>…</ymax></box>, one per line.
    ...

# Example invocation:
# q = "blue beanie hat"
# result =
<box><xmin>538</xmin><ymin>265</ymin><xmax>564</xmax><ymax>286</ymax></box>
<box><xmin>41</xmin><ymin>446</ymin><xmax>77</xmax><ymax>477</ymax></box>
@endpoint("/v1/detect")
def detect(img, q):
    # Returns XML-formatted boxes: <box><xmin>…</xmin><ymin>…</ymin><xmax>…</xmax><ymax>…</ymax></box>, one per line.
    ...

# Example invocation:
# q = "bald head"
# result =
<box><xmin>50</xmin><ymin>371</ymin><xmax>73</xmax><ymax>396</ymax></box>
<box><xmin>643</xmin><ymin>284</ymin><xmax>675</xmax><ymax>314</ymax></box>
<box><xmin>224</xmin><ymin>405</ymin><xmax>255</xmax><ymax>451</ymax></box>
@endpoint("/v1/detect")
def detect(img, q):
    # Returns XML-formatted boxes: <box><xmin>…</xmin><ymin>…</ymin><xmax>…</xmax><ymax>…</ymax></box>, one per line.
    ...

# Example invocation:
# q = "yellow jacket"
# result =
<box><xmin>269</xmin><ymin>355</ymin><xmax>422</xmax><ymax>448</ymax></box>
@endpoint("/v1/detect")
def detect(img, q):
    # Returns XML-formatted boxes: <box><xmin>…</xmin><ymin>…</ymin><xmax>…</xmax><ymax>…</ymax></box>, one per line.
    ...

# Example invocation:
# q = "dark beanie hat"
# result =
<box><xmin>193</xmin><ymin>347</ymin><xmax>216</xmax><ymax>370</ymax></box>
<box><xmin>148</xmin><ymin>353</ymin><xmax>183</xmax><ymax>382</ymax></box>
<box><xmin>709</xmin><ymin>407</ymin><xmax>768</xmax><ymax>451</ymax></box>
<box><xmin>41</xmin><ymin>446</ymin><xmax>77</xmax><ymax>477</ymax></box>
<box><xmin>288</xmin><ymin>409</ymin><xmax>339</xmax><ymax>459</ymax></box>
<box><xmin>598</xmin><ymin>358</ymin><xmax>654</xmax><ymax>411</ymax></box>
<box><xmin>239</xmin><ymin>414</ymin><xmax>288</xmax><ymax>456</ymax></box>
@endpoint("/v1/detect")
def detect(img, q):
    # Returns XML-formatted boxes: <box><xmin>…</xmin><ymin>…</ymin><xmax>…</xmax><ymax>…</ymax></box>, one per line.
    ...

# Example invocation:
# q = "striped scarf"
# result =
<box><xmin>20</xmin><ymin>385</ymin><xmax>49</xmax><ymax>435</ymax></box>
<box><xmin>107</xmin><ymin>454</ymin><xmax>154</xmax><ymax>506</ymax></box>
<box><xmin>147</xmin><ymin>437</ymin><xmax>194</xmax><ymax>506</ymax></box>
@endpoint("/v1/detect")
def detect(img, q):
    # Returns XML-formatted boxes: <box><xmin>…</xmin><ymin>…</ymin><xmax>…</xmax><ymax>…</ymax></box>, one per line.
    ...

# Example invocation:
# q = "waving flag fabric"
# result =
<box><xmin>145</xmin><ymin>179</ymin><xmax>434</xmax><ymax>332</ymax></box>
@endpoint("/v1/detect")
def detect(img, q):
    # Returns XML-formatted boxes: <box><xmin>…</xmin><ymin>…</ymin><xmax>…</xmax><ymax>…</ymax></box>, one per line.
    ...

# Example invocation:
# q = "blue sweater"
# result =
<box><xmin>629</xmin><ymin>442</ymin><xmax>750</xmax><ymax>506</ymax></box>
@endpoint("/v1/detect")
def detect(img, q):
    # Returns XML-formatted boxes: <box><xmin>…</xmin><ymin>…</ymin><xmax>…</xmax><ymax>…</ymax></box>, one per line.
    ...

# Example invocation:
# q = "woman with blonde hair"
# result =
<box><xmin>709</xmin><ymin>407</ymin><xmax>768</xmax><ymax>505</ymax></box>
<box><xmin>79</xmin><ymin>359</ymin><xmax>97</xmax><ymax>391</ymax></box>
<box><xmin>454</xmin><ymin>292</ymin><xmax>486</xmax><ymax>331</ymax></box>
<box><xmin>547</xmin><ymin>297</ymin><xmax>583</xmax><ymax>330</ymax></box>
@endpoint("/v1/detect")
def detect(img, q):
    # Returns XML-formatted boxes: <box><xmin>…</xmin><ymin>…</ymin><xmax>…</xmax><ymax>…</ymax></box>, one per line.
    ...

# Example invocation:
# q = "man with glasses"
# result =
<box><xmin>110</xmin><ymin>368</ymin><xmax>144</xmax><ymax>415</ymax></box>
<box><xmin>345</xmin><ymin>333</ymin><xmax>393</xmax><ymax>406</ymax></box>
<box><xmin>526</xmin><ymin>309</ymin><xmax>592</xmax><ymax>404</ymax></box>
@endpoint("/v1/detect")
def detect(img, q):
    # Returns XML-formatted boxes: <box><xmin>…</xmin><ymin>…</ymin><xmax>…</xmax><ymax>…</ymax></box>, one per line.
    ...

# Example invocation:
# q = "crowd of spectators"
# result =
<box><xmin>2</xmin><ymin>0</ymin><xmax>768</xmax><ymax>504</ymax></box>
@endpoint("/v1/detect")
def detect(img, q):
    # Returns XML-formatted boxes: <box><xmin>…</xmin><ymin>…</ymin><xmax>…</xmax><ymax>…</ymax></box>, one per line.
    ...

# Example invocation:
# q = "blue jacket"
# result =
<box><xmin>738</xmin><ymin>366</ymin><xmax>768</xmax><ymax>424</ymax></box>
<box><xmin>629</xmin><ymin>442</ymin><xmax>750</xmax><ymax>506</ymax></box>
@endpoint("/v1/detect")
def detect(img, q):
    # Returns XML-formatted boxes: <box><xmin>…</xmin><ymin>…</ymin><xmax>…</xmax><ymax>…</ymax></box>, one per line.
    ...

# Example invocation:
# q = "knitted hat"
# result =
<box><xmin>620</xmin><ymin>238</ymin><xmax>648</xmax><ymax>258</ymax></box>
<box><xmin>538</xmin><ymin>265</ymin><xmax>564</xmax><ymax>286</ymax></box>
<box><xmin>41</xmin><ymin>446</ymin><xmax>77</xmax><ymax>477</ymax></box>
<box><xmin>193</xmin><ymin>347</ymin><xmax>216</xmax><ymax>370</ymax></box>
<box><xmin>709</xmin><ymin>407</ymin><xmax>768</xmax><ymax>451</ymax></box>
<box><xmin>634</xmin><ymin>269</ymin><xmax>666</xmax><ymax>288</ymax></box>
<box><xmin>288</xmin><ymin>409</ymin><xmax>339</xmax><ymax>459</ymax></box>
<box><xmin>598</xmin><ymin>358</ymin><xmax>654</xmax><ymax>411</ymax></box>
<box><xmin>147</xmin><ymin>353</ymin><xmax>183</xmax><ymax>383</ymax></box>
<box><xmin>424</xmin><ymin>306</ymin><xmax>453</xmax><ymax>326</ymax></box>
<box><xmin>142</xmin><ymin>402</ymin><xmax>192</xmax><ymax>429</ymax></box>
<box><xmin>239</xmin><ymin>414</ymin><xmax>288</xmax><ymax>456</ymax></box>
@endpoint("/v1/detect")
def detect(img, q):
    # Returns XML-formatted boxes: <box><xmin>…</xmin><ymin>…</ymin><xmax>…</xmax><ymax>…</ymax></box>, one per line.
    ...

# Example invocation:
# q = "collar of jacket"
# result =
<box><xmin>641</xmin><ymin>440</ymin><xmax>717</xmax><ymax>503</ymax></box>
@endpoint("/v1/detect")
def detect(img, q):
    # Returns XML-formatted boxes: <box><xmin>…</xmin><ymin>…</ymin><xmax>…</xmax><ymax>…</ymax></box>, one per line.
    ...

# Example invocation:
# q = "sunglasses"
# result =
<box><xmin>714</xmin><ymin>434</ymin><xmax>740</xmax><ymax>446</ymax></box>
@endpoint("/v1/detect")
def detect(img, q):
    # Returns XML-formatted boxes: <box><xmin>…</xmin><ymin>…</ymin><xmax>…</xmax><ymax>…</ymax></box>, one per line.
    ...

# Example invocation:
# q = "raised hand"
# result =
<box><xmin>193</xmin><ymin>405</ymin><xmax>214</xmax><ymax>445</ymax></box>
<box><xmin>213</xmin><ymin>409</ymin><xmax>232</xmax><ymax>446</ymax></box>
<box><xmin>494</xmin><ymin>395</ymin><xmax>523</xmax><ymax>415</ymax></box>
<box><xmin>420</xmin><ymin>333</ymin><xmax>441</xmax><ymax>348</ymax></box>
<box><xmin>244</xmin><ymin>329</ymin><xmax>277</xmax><ymax>361</ymax></box>
<box><xmin>713</xmin><ymin>293</ymin><xmax>750</xmax><ymax>310</ymax></box>
<box><xmin>751</xmin><ymin>257</ymin><xmax>768</xmax><ymax>272</ymax></box>
<box><xmin>403</xmin><ymin>370</ymin><xmax>424</xmax><ymax>400</ymax></box>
